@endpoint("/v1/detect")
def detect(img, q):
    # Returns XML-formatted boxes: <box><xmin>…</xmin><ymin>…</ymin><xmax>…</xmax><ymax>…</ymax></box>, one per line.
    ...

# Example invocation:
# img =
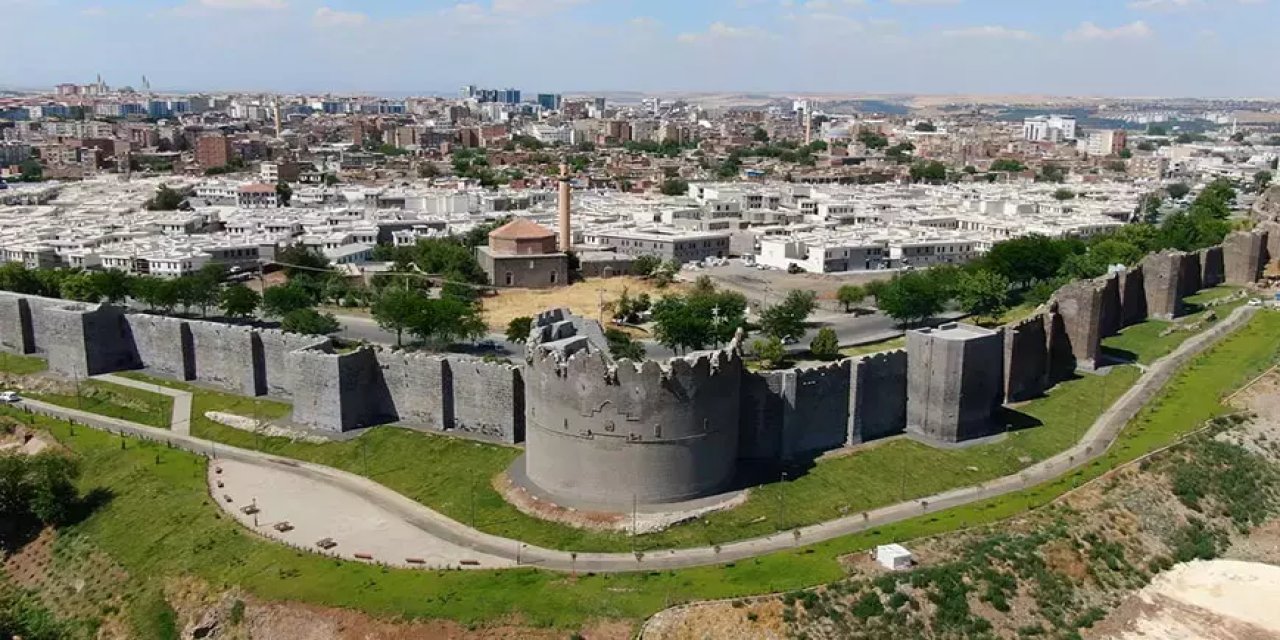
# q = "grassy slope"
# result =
<box><xmin>29</xmin><ymin>381</ymin><xmax>173</xmax><ymax>429</ymax></box>
<box><xmin>1103</xmin><ymin>286</ymin><xmax>1244</xmax><ymax>365</ymax></box>
<box><xmin>117</xmin><ymin>364</ymin><xmax>1141</xmax><ymax>553</ymax></box>
<box><xmin>11</xmin><ymin>312</ymin><xmax>1280</xmax><ymax>629</ymax></box>
<box><xmin>0</xmin><ymin>352</ymin><xmax>49</xmax><ymax>375</ymax></box>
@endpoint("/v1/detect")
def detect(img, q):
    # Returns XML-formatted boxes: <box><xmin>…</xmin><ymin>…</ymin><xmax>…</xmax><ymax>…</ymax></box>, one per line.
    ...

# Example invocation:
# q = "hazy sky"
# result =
<box><xmin>3</xmin><ymin>0</ymin><xmax>1278</xmax><ymax>97</ymax></box>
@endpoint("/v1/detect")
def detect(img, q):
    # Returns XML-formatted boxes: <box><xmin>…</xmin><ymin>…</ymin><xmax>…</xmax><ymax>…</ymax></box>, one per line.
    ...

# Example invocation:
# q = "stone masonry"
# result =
<box><xmin>906</xmin><ymin>324</ymin><xmax>1005</xmax><ymax>443</ymax></box>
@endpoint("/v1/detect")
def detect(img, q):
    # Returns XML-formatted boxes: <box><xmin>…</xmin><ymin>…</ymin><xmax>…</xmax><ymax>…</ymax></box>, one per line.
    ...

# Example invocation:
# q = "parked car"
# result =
<box><xmin>0</xmin><ymin>390</ymin><xmax>20</xmax><ymax>403</ymax></box>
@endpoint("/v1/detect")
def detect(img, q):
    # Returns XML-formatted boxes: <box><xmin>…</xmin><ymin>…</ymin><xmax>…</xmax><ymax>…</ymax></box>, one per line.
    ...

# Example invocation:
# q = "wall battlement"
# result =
<box><xmin>0</xmin><ymin>230</ymin><xmax>1267</xmax><ymax>508</ymax></box>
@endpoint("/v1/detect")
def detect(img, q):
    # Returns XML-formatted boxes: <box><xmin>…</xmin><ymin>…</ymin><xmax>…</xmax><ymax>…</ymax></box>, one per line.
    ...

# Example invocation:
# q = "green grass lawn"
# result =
<box><xmin>840</xmin><ymin>336</ymin><xmax>906</xmax><ymax>358</ymax></box>
<box><xmin>0</xmin><ymin>352</ymin><xmax>49</xmax><ymax>375</ymax></box>
<box><xmin>1103</xmin><ymin>287</ymin><xmax>1246</xmax><ymax>365</ymax></box>
<box><xmin>29</xmin><ymin>380</ymin><xmax>173</xmax><ymax>429</ymax></box>
<box><xmin>115</xmin><ymin>364</ymin><xmax>1140</xmax><ymax>553</ymax></box>
<box><xmin>14</xmin><ymin>311</ymin><xmax>1280</xmax><ymax>630</ymax></box>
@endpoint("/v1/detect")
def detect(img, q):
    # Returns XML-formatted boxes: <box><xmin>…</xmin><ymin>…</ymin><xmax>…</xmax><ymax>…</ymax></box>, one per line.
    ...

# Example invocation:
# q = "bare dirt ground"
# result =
<box><xmin>481</xmin><ymin>276</ymin><xmax>685</xmax><ymax>331</ymax></box>
<box><xmin>495</xmin><ymin>472</ymin><xmax>748</xmax><ymax>534</ymax></box>
<box><xmin>1092</xmin><ymin>561</ymin><xmax>1280</xmax><ymax>640</ymax></box>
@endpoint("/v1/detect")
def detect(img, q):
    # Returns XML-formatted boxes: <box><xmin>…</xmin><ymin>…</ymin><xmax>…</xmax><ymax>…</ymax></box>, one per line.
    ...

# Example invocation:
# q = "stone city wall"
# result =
<box><xmin>849</xmin><ymin>350</ymin><xmax>909</xmax><ymax>444</ymax></box>
<box><xmin>447</xmin><ymin>358</ymin><xmax>525</xmax><ymax>444</ymax></box>
<box><xmin>1224</xmin><ymin>230</ymin><xmax>1267</xmax><ymax>286</ymax></box>
<box><xmin>1199</xmin><ymin>246</ymin><xmax>1225</xmax><ymax>289</ymax></box>
<box><xmin>1002</xmin><ymin>313</ymin><xmax>1049</xmax><ymax>403</ymax></box>
<box><xmin>127</xmin><ymin>314</ymin><xmax>195</xmax><ymax>381</ymax></box>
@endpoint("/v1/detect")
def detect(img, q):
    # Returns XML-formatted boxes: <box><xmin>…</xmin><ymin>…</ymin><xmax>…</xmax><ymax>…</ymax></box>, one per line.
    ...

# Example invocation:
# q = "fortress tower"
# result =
<box><xmin>522</xmin><ymin>312</ymin><xmax>744</xmax><ymax>507</ymax></box>
<box><xmin>906</xmin><ymin>323</ymin><xmax>1005</xmax><ymax>443</ymax></box>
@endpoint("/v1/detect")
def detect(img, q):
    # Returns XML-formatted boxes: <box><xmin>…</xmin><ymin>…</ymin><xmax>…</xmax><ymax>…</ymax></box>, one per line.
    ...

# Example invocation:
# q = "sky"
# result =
<box><xmin>2</xmin><ymin>0</ymin><xmax>1279</xmax><ymax>97</ymax></box>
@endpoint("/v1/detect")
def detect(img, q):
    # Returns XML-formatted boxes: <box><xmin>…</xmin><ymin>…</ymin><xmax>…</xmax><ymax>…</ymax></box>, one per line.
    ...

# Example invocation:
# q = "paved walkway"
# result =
<box><xmin>94</xmin><ymin>373</ymin><xmax>193</xmax><ymax>434</ymax></box>
<box><xmin>19</xmin><ymin>305</ymin><xmax>1259</xmax><ymax>574</ymax></box>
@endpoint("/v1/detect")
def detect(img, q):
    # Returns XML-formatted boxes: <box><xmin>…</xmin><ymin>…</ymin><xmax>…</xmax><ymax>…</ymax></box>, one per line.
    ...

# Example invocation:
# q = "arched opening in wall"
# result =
<box><xmin>504</xmin><ymin>272</ymin><xmax>513</xmax><ymax>286</ymax></box>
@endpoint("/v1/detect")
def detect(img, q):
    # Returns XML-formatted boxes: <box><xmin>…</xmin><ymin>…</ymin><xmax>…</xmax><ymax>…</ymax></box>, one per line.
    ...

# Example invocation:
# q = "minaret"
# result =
<box><xmin>804</xmin><ymin>107</ymin><xmax>813</xmax><ymax>146</ymax></box>
<box><xmin>558</xmin><ymin>162</ymin><xmax>572</xmax><ymax>252</ymax></box>
<box><xmin>274</xmin><ymin>98</ymin><xmax>283</xmax><ymax>140</ymax></box>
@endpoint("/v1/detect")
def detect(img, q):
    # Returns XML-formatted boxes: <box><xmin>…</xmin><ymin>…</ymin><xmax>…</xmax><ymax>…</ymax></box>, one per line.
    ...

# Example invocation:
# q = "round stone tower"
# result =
<box><xmin>523</xmin><ymin>334</ymin><xmax>743</xmax><ymax>508</ymax></box>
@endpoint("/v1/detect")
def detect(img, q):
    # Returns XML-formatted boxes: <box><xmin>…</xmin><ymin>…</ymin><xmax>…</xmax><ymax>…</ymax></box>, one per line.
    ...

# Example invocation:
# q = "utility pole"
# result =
<box><xmin>780</xmin><ymin>470</ymin><xmax>788</xmax><ymax>531</ymax></box>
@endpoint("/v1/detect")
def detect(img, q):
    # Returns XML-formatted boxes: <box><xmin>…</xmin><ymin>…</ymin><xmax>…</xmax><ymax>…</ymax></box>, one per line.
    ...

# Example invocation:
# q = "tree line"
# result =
<box><xmin>860</xmin><ymin>178</ymin><xmax>1240</xmax><ymax>327</ymax></box>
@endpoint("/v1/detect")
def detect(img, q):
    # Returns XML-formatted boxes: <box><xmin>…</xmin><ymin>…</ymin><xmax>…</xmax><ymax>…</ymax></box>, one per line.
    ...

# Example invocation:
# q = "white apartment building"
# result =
<box><xmin>1023</xmin><ymin>115</ymin><xmax>1078</xmax><ymax>143</ymax></box>
<box><xmin>1084</xmin><ymin>130</ymin><xmax>1127</xmax><ymax>157</ymax></box>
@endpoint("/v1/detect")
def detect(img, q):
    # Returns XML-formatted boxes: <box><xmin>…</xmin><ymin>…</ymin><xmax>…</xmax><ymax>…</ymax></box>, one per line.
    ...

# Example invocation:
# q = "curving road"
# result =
<box><xmin>17</xmin><ymin>305</ymin><xmax>1260</xmax><ymax>574</ymax></box>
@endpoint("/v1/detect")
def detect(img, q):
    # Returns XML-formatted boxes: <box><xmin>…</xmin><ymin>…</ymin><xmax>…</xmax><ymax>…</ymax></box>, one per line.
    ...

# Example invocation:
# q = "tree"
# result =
<box><xmin>1136</xmin><ymin>140</ymin><xmax>1157</xmax><ymax>152</ymax></box>
<box><xmin>809</xmin><ymin>328</ymin><xmax>840</xmax><ymax>361</ymax></box>
<box><xmin>752</xmin><ymin>127</ymin><xmax>770</xmax><ymax>143</ymax></box>
<box><xmin>982</xmin><ymin>234</ymin><xmax>1076</xmax><ymax>287</ymax></box>
<box><xmin>219</xmin><ymin>285</ymin><xmax>260</xmax><ymax>319</ymax></box>
<box><xmin>0</xmin><ymin>263</ymin><xmax>42</xmax><ymax>295</ymax></box>
<box><xmin>323</xmin><ymin>173</ymin><xmax>340</xmax><ymax>186</ymax></box>
<box><xmin>752</xmin><ymin>337</ymin><xmax>787</xmax><ymax>370</ymax></box>
<box><xmin>1038</xmin><ymin>163</ymin><xmax>1066</xmax><ymax>183</ymax></box>
<box><xmin>1053</xmin><ymin>188</ymin><xmax>1076</xmax><ymax>201</ymax></box>
<box><xmin>857</xmin><ymin>131</ymin><xmax>889</xmax><ymax>150</ymax></box>
<box><xmin>89</xmin><ymin>269</ymin><xmax>132</xmax><ymax>304</ymax></box>
<box><xmin>280</xmin><ymin>308</ymin><xmax>340</xmax><ymax>336</ymax></box>
<box><xmin>409</xmin><ymin>296</ymin><xmax>485</xmax><ymax>346</ymax></box>
<box><xmin>914</xmin><ymin>121</ymin><xmax>937</xmax><ymax>132</ymax></box>
<box><xmin>648</xmin><ymin>283</ymin><xmax>748</xmax><ymax>354</ymax></box>
<box><xmin>909</xmin><ymin>160</ymin><xmax>947</xmax><ymax>184</ymax></box>
<box><xmin>59</xmin><ymin>272</ymin><xmax>101</xmax><ymax>303</ymax></box>
<box><xmin>1254</xmin><ymin>171</ymin><xmax>1273</xmax><ymax>192</ymax></box>
<box><xmin>408</xmin><ymin>238</ymin><xmax>487</xmax><ymax>284</ymax></box>
<box><xmin>956</xmin><ymin>270</ymin><xmax>1010</xmax><ymax>317</ymax></box>
<box><xmin>758</xmin><ymin>290</ymin><xmax>817</xmax><ymax>340</ymax></box>
<box><xmin>506</xmin><ymin>316</ymin><xmax>533</xmax><ymax>344</ymax></box>
<box><xmin>633</xmin><ymin>255</ymin><xmax>663</xmax><ymax>277</ymax></box>
<box><xmin>836</xmin><ymin>284</ymin><xmax>866</xmax><ymax>313</ymax></box>
<box><xmin>372</xmin><ymin>287</ymin><xmax>427</xmax><ymax>347</ymax></box>
<box><xmin>275</xmin><ymin>181</ymin><xmax>293</xmax><ymax>207</ymax></box>
<box><xmin>417</xmin><ymin>163</ymin><xmax>440</xmax><ymax>179</ymax></box>
<box><xmin>877</xmin><ymin>271</ymin><xmax>947</xmax><ymax>326</ymax></box>
<box><xmin>1166</xmin><ymin>182</ymin><xmax>1191</xmax><ymax>200</ymax></box>
<box><xmin>660</xmin><ymin>179</ymin><xmax>689</xmax><ymax>196</ymax></box>
<box><xmin>130</xmin><ymin>276</ymin><xmax>180</xmax><ymax>313</ymax></box>
<box><xmin>1147</xmin><ymin>125</ymin><xmax>1167</xmax><ymax>136</ymax></box>
<box><xmin>605</xmin><ymin>328</ymin><xmax>646</xmax><ymax>361</ymax></box>
<box><xmin>17</xmin><ymin>159</ymin><xmax>43</xmax><ymax>182</ymax></box>
<box><xmin>174</xmin><ymin>273</ymin><xmax>221</xmax><ymax>316</ymax></box>
<box><xmin>145</xmin><ymin>184</ymin><xmax>185</xmax><ymax>211</ymax></box>
<box><xmin>1118</xmin><ymin>148</ymin><xmax>1133</xmax><ymax>159</ymax></box>
<box><xmin>989</xmin><ymin>158</ymin><xmax>1026</xmax><ymax>173</ymax></box>
<box><xmin>261</xmin><ymin>284</ymin><xmax>314</xmax><ymax>318</ymax></box>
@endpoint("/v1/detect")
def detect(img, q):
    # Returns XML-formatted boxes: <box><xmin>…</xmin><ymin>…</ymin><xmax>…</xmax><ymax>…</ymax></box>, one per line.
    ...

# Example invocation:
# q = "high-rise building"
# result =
<box><xmin>537</xmin><ymin>93</ymin><xmax>562</xmax><ymax>111</ymax></box>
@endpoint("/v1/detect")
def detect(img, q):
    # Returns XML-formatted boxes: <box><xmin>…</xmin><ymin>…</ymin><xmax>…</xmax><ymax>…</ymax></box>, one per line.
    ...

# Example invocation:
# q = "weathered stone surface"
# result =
<box><xmin>0</xmin><ymin>293</ymin><xmax>34</xmax><ymax>354</ymax></box>
<box><xmin>850</xmin><ymin>350</ymin><xmax>908</xmax><ymax>444</ymax></box>
<box><xmin>1199</xmin><ymin>246</ymin><xmax>1225</xmax><ymax>288</ymax></box>
<box><xmin>127</xmin><ymin>313</ymin><xmax>194</xmax><ymax>380</ymax></box>
<box><xmin>1142</xmin><ymin>251</ymin><xmax>1184</xmax><ymax>320</ymax></box>
<box><xmin>1003</xmin><ymin>313</ymin><xmax>1049</xmax><ymax>402</ymax></box>
<box><xmin>257</xmin><ymin>329</ymin><xmax>328</xmax><ymax>398</ymax></box>
<box><xmin>448</xmin><ymin>359</ymin><xmax>525</xmax><ymax>444</ymax></box>
<box><xmin>524</xmin><ymin>346</ymin><xmax>743</xmax><ymax>506</ymax></box>
<box><xmin>1117</xmin><ymin>266</ymin><xmax>1147</xmax><ymax>329</ymax></box>
<box><xmin>1053</xmin><ymin>279</ymin><xmax>1106</xmax><ymax>370</ymax></box>
<box><xmin>289</xmin><ymin>347</ymin><xmax>394</xmax><ymax>432</ymax></box>
<box><xmin>42</xmin><ymin>304</ymin><xmax>136</xmax><ymax>378</ymax></box>
<box><xmin>906</xmin><ymin>324</ymin><xmax>1004</xmax><ymax>443</ymax></box>
<box><xmin>1223</xmin><ymin>231</ymin><xmax>1267</xmax><ymax>285</ymax></box>
<box><xmin>188</xmin><ymin>321</ymin><xmax>261</xmax><ymax>396</ymax></box>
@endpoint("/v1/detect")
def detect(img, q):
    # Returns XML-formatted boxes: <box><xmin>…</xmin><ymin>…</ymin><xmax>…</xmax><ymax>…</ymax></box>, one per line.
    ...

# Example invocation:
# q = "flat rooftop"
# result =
<box><xmin>911</xmin><ymin>322</ymin><xmax>997</xmax><ymax>341</ymax></box>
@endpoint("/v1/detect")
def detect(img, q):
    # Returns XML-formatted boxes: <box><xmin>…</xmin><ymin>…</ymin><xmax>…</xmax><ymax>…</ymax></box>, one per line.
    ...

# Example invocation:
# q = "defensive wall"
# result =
<box><xmin>0</xmin><ymin>228</ymin><xmax>1270</xmax><ymax>508</ymax></box>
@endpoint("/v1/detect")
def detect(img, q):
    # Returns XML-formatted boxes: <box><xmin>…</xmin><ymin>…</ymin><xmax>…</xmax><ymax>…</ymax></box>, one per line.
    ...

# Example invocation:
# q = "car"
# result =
<box><xmin>0</xmin><ymin>391</ymin><xmax>19</xmax><ymax>403</ymax></box>
<box><xmin>1248</xmin><ymin>298</ymin><xmax>1263</xmax><ymax>307</ymax></box>
<box><xmin>782</xmin><ymin>336</ymin><xmax>800</xmax><ymax>345</ymax></box>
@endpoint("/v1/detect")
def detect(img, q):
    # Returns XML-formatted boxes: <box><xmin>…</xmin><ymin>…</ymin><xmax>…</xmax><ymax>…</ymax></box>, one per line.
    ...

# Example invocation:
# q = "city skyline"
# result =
<box><xmin>3</xmin><ymin>0</ymin><xmax>1279</xmax><ymax>97</ymax></box>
